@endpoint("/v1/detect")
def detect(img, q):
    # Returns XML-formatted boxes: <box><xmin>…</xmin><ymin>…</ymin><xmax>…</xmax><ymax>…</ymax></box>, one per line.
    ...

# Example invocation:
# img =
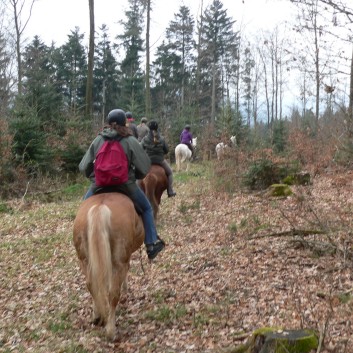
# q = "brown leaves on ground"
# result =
<box><xmin>1</xmin><ymin>165</ymin><xmax>353</xmax><ymax>353</ymax></box>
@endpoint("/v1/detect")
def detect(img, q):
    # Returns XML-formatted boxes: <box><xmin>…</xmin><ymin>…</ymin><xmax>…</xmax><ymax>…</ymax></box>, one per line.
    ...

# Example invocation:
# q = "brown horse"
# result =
<box><xmin>73</xmin><ymin>192</ymin><xmax>144</xmax><ymax>340</ymax></box>
<box><xmin>139</xmin><ymin>164</ymin><xmax>168</xmax><ymax>221</ymax></box>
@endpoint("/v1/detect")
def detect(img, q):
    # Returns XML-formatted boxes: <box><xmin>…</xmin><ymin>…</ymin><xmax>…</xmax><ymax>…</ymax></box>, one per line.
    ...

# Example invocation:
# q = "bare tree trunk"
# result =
<box><xmin>9</xmin><ymin>0</ymin><xmax>35</xmax><ymax>96</ymax></box>
<box><xmin>271</xmin><ymin>54</ymin><xmax>275</xmax><ymax>128</ymax></box>
<box><xmin>348</xmin><ymin>45</ymin><xmax>353</xmax><ymax>137</ymax></box>
<box><xmin>102</xmin><ymin>79</ymin><xmax>106</xmax><ymax>127</ymax></box>
<box><xmin>302</xmin><ymin>67</ymin><xmax>307</xmax><ymax>119</ymax></box>
<box><xmin>211</xmin><ymin>61</ymin><xmax>216</xmax><ymax>123</ymax></box>
<box><xmin>275</xmin><ymin>47</ymin><xmax>278</xmax><ymax>121</ymax></box>
<box><xmin>13</xmin><ymin>3</ymin><xmax>22</xmax><ymax>96</ymax></box>
<box><xmin>313</xmin><ymin>0</ymin><xmax>320</xmax><ymax>130</ymax></box>
<box><xmin>85</xmin><ymin>0</ymin><xmax>95</xmax><ymax>119</ymax></box>
<box><xmin>235</xmin><ymin>46</ymin><xmax>240</xmax><ymax>114</ymax></box>
<box><xmin>259</xmin><ymin>50</ymin><xmax>270</xmax><ymax>127</ymax></box>
<box><xmin>145</xmin><ymin>0</ymin><xmax>151</xmax><ymax>117</ymax></box>
<box><xmin>195</xmin><ymin>0</ymin><xmax>204</xmax><ymax>122</ymax></box>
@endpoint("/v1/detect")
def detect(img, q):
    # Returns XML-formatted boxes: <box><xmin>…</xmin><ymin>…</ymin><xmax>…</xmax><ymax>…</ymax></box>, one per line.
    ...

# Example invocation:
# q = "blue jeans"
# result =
<box><xmin>129</xmin><ymin>187</ymin><xmax>158</xmax><ymax>245</ymax></box>
<box><xmin>83</xmin><ymin>187</ymin><xmax>94</xmax><ymax>200</ymax></box>
<box><xmin>83</xmin><ymin>184</ymin><xmax>158</xmax><ymax>245</ymax></box>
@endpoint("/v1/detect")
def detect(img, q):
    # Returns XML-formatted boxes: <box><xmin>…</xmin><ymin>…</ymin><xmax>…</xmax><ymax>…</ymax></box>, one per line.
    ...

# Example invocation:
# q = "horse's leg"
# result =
<box><xmin>121</xmin><ymin>275</ymin><xmax>128</xmax><ymax>295</ymax></box>
<box><xmin>92</xmin><ymin>301</ymin><xmax>104</xmax><ymax>326</ymax></box>
<box><xmin>176</xmin><ymin>155</ymin><xmax>180</xmax><ymax>172</ymax></box>
<box><xmin>80</xmin><ymin>258</ymin><xmax>103</xmax><ymax>325</ymax></box>
<box><xmin>185</xmin><ymin>152</ymin><xmax>191</xmax><ymax>171</ymax></box>
<box><xmin>105</xmin><ymin>262</ymin><xmax>129</xmax><ymax>339</ymax></box>
<box><xmin>119</xmin><ymin>273</ymin><xmax>129</xmax><ymax>304</ymax></box>
<box><xmin>105</xmin><ymin>308</ymin><xmax>116</xmax><ymax>341</ymax></box>
<box><xmin>77</xmin><ymin>251</ymin><xmax>103</xmax><ymax>325</ymax></box>
<box><xmin>183</xmin><ymin>155</ymin><xmax>188</xmax><ymax>171</ymax></box>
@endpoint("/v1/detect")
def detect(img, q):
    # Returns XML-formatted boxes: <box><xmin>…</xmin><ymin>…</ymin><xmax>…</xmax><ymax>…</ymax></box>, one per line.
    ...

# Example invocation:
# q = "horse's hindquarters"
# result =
<box><xmin>175</xmin><ymin>144</ymin><xmax>192</xmax><ymax>171</ymax></box>
<box><xmin>140</xmin><ymin>165</ymin><xmax>168</xmax><ymax>221</ymax></box>
<box><xmin>73</xmin><ymin>193</ymin><xmax>144</xmax><ymax>339</ymax></box>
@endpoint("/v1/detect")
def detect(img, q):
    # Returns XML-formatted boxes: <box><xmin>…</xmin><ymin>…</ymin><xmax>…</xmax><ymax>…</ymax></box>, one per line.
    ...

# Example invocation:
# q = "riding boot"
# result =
<box><xmin>167</xmin><ymin>174</ymin><xmax>176</xmax><ymax>197</ymax></box>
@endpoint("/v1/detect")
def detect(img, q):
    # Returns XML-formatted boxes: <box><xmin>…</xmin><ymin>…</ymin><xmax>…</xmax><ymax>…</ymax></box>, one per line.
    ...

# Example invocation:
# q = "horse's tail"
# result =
<box><xmin>87</xmin><ymin>204</ymin><xmax>112</xmax><ymax>323</ymax></box>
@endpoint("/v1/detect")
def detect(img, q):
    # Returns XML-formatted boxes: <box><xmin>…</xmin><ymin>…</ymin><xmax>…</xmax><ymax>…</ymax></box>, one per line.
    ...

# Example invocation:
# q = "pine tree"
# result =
<box><xmin>198</xmin><ymin>0</ymin><xmax>239</xmax><ymax>123</ymax></box>
<box><xmin>152</xmin><ymin>41</ymin><xmax>183</xmax><ymax>123</ymax></box>
<box><xmin>94</xmin><ymin>25</ymin><xmax>120</xmax><ymax>124</ymax></box>
<box><xmin>22</xmin><ymin>36</ymin><xmax>62</xmax><ymax>128</ymax></box>
<box><xmin>117</xmin><ymin>0</ymin><xmax>145</xmax><ymax>114</ymax></box>
<box><xmin>54</xmin><ymin>27</ymin><xmax>87</xmax><ymax>115</ymax></box>
<box><xmin>166</xmin><ymin>6</ymin><xmax>195</xmax><ymax>111</ymax></box>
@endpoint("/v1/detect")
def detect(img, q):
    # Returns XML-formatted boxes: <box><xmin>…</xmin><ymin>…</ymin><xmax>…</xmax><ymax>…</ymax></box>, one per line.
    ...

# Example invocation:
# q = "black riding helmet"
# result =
<box><xmin>184</xmin><ymin>124</ymin><xmax>190</xmax><ymax>130</ymax></box>
<box><xmin>125</xmin><ymin>111</ymin><xmax>133</xmax><ymax>119</ymax></box>
<box><xmin>107</xmin><ymin>109</ymin><xmax>126</xmax><ymax>126</ymax></box>
<box><xmin>148</xmin><ymin>120</ymin><xmax>159</xmax><ymax>131</ymax></box>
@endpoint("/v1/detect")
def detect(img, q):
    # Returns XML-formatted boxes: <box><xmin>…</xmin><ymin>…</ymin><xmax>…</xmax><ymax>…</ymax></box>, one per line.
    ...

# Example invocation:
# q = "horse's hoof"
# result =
<box><xmin>168</xmin><ymin>192</ymin><xmax>176</xmax><ymax>198</ymax></box>
<box><xmin>106</xmin><ymin>329</ymin><xmax>116</xmax><ymax>341</ymax></box>
<box><xmin>105</xmin><ymin>320</ymin><xmax>117</xmax><ymax>341</ymax></box>
<box><xmin>92</xmin><ymin>316</ymin><xmax>103</xmax><ymax>326</ymax></box>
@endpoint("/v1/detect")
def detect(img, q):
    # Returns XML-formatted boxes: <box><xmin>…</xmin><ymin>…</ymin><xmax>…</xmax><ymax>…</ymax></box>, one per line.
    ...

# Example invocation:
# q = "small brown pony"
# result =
<box><xmin>140</xmin><ymin>164</ymin><xmax>168</xmax><ymax>221</ymax></box>
<box><xmin>73</xmin><ymin>192</ymin><xmax>144</xmax><ymax>340</ymax></box>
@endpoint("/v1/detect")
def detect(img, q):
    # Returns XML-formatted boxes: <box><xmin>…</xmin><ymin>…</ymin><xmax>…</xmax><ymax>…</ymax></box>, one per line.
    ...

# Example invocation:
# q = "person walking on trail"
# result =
<box><xmin>180</xmin><ymin>124</ymin><xmax>194</xmax><ymax>156</ymax></box>
<box><xmin>126</xmin><ymin>111</ymin><xmax>138</xmax><ymax>139</ymax></box>
<box><xmin>78</xmin><ymin>109</ymin><xmax>165</xmax><ymax>260</ymax></box>
<box><xmin>140</xmin><ymin>120</ymin><xmax>176</xmax><ymax>198</ymax></box>
<box><xmin>137</xmin><ymin>117</ymin><xmax>149</xmax><ymax>142</ymax></box>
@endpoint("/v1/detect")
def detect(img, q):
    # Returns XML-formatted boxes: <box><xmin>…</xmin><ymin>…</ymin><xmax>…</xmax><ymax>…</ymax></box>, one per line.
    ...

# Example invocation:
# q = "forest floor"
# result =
<box><xmin>1</xmin><ymin>161</ymin><xmax>353</xmax><ymax>353</ymax></box>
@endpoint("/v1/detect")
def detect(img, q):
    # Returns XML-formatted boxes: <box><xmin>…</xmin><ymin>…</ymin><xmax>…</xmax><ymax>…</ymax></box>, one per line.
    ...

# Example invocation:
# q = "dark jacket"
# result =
<box><xmin>140</xmin><ymin>130</ymin><xmax>169</xmax><ymax>165</ymax></box>
<box><xmin>128</xmin><ymin>121</ymin><xmax>138</xmax><ymax>139</ymax></box>
<box><xmin>79</xmin><ymin>127</ymin><xmax>151</xmax><ymax>192</ymax></box>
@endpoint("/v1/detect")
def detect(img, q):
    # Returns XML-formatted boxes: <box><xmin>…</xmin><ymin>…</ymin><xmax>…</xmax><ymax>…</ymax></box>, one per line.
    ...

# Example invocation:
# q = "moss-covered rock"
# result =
<box><xmin>267</xmin><ymin>184</ymin><xmax>293</xmax><ymax>197</ymax></box>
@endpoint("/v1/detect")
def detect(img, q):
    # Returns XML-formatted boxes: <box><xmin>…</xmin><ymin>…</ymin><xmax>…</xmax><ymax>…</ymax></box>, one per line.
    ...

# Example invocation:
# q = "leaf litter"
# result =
<box><xmin>1</xmin><ymin>168</ymin><xmax>353</xmax><ymax>352</ymax></box>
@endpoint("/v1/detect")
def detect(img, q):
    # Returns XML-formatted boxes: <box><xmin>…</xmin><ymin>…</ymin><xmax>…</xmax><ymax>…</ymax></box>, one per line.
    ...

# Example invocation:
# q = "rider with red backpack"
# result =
<box><xmin>79</xmin><ymin>109</ymin><xmax>165</xmax><ymax>260</ymax></box>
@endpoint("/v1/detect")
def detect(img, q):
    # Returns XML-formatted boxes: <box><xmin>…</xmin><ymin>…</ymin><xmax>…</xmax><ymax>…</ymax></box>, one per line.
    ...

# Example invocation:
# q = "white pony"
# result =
<box><xmin>215</xmin><ymin>136</ymin><xmax>236</xmax><ymax>160</ymax></box>
<box><xmin>175</xmin><ymin>137</ymin><xmax>197</xmax><ymax>172</ymax></box>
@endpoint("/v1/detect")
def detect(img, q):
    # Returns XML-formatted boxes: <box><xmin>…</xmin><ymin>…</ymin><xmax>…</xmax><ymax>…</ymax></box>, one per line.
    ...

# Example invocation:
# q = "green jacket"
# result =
<box><xmin>140</xmin><ymin>131</ymin><xmax>169</xmax><ymax>165</ymax></box>
<box><xmin>79</xmin><ymin>127</ymin><xmax>151</xmax><ymax>192</ymax></box>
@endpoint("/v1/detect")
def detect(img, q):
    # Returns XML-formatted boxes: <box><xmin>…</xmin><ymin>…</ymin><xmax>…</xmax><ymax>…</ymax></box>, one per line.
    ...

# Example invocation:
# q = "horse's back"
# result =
<box><xmin>73</xmin><ymin>193</ymin><xmax>144</xmax><ymax>256</ymax></box>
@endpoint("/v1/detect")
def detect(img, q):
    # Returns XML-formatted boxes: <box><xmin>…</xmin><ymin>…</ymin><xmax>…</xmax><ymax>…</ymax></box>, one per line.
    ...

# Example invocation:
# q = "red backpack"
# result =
<box><xmin>94</xmin><ymin>138</ymin><xmax>129</xmax><ymax>187</ymax></box>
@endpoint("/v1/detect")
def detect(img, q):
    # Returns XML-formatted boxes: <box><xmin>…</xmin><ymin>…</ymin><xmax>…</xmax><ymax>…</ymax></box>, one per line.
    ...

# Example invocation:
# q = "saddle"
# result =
<box><xmin>94</xmin><ymin>186</ymin><xmax>143</xmax><ymax>215</ymax></box>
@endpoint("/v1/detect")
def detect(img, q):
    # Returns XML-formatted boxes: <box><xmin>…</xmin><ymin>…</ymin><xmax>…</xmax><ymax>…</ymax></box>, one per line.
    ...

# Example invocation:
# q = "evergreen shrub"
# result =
<box><xmin>243</xmin><ymin>158</ymin><xmax>299</xmax><ymax>190</ymax></box>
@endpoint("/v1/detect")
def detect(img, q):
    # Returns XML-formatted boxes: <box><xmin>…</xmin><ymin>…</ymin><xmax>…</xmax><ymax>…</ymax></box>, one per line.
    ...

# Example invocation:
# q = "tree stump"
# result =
<box><xmin>228</xmin><ymin>327</ymin><xmax>318</xmax><ymax>353</ymax></box>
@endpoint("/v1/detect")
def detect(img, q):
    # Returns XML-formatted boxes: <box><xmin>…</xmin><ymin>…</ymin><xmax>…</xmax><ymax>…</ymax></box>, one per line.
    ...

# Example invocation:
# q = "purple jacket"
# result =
<box><xmin>180</xmin><ymin>129</ymin><xmax>193</xmax><ymax>144</ymax></box>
